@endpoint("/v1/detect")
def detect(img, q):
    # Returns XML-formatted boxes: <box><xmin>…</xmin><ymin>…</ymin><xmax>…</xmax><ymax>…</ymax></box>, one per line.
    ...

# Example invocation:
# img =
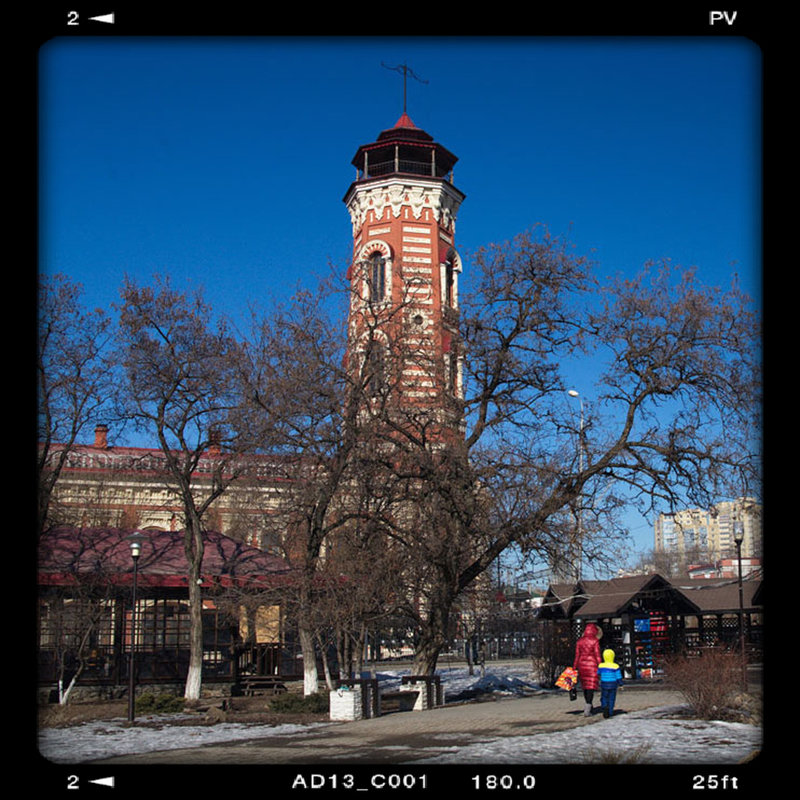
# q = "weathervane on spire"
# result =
<box><xmin>381</xmin><ymin>62</ymin><xmax>428</xmax><ymax>114</ymax></box>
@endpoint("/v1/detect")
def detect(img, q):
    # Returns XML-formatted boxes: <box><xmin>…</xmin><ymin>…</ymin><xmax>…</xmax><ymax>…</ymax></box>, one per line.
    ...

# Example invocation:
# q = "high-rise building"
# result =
<box><xmin>655</xmin><ymin>497</ymin><xmax>762</xmax><ymax>561</ymax></box>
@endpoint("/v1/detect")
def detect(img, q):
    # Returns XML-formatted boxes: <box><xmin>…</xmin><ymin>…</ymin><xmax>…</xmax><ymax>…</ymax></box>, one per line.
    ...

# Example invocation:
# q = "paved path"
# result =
<box><xmin>95</xmin><ymin>685</ymin><xmax>685</xmax><ymax>765</ymax></box>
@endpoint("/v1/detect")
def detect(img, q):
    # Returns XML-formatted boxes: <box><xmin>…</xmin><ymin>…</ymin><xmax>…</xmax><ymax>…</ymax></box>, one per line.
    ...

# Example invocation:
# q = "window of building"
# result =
<box><xmin>444</xmin><ymin>258</ymin><xmax>455</xmax><ymax>307</ymax></box>
<box><xmin>368</xmin><ymin>252</ymin><xmax>386</xmax><ymax>302</ymax></box>
<box><xmin>367</xmin><ymin>344</ymin><xmax>386</xmax><ymax>397</ymax></box>
<box><xmin>445</xmin><ymin>351</ymin><xmax>458</xmax><ymax>395</ymax></box>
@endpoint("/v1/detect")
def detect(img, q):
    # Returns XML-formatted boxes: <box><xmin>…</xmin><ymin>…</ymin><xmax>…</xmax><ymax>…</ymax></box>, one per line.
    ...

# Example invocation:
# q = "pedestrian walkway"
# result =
<box><xmin>95</xmin><ymin>685</ymin><xmax>685</xmax><ymax>765</ymax></box>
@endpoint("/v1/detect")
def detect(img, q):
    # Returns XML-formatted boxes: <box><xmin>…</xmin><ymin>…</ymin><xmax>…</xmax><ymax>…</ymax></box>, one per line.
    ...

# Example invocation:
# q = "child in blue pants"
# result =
<box><xmin>597</xmin><ymin>648</ymin><xmax>624</xmax><ymax>718</ymax></box>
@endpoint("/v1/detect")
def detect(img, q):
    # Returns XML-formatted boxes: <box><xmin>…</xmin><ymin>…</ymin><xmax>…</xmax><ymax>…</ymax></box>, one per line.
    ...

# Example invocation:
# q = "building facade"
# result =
<box><xmin>343</xmin><ymin>111</ymin><xmax>465</xmax><ymax>442</ymax></box>
<box><xmin>43</xmin><ymin>424</ymin><xmax>288</xmax><ymax>551</ymax></box>
<box><xmin>655</xmin><ymin>498</ymin><xmax>762</xmax><ymax>562</ymax></box>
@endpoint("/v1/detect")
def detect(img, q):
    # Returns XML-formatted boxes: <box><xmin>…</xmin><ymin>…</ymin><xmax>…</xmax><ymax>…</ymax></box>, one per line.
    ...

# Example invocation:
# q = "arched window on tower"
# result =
<box><xmin>368</xmin><ymin>252</ymin><xmax>386</xmax><ymax>302</ymax></box>
<box><xmin>366</xmin><ymin>342</ymin><xmax>386</xmax><ymax>397</ymax></box>
<box><xmin>443</xmin><ymin>332</ymin><xmax>459</xmax><ymax>396</ymax></box>
<box><xmin>443</xmin><ymin>248</ymin><xmax>459</xmax><ymax>308</ymax></box>
<box><xmin>444</xmin><ymin>258</ymin><xmax>455</xmax><ymax>307</ymax></box>
<box><xmin>445</xmin><ymin>351</ymin><xmax>458</xmax><ymax>395</ymax></box>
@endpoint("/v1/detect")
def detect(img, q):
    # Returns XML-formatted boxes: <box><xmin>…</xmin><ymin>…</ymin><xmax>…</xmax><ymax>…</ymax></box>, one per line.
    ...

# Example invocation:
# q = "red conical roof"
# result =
<box><xmin>393</xmin><ymin>111</ymin><xmax>418</xmax><ymax>129</ymax></box>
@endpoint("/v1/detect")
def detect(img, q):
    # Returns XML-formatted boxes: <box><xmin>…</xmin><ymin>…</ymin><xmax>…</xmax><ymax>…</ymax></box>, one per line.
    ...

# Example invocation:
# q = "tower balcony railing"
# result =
<box><xmin>359</xmin><ymin>158</ymin><xmax>454</xmax><ymax>183</ymax></box>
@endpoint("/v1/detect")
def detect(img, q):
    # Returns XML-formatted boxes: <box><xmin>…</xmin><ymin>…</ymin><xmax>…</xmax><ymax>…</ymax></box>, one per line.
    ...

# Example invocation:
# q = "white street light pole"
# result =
<box><xmin>733</xmin><ymin>523</ymin><xmax>747</xmax><ymax>690</ymax></box>
<box><xmin>126</xmin><ymin>531</ymin><xmax>148</xmax><ymax>723</ymax></box>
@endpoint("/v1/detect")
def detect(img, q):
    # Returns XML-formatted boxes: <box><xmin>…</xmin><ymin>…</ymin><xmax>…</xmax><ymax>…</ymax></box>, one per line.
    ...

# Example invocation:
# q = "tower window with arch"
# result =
<box><xmin>366</xmin><ymin>342</ymin><xmax>386</xmax><ymax>397</ymax></box>
<box><xmin>443</xmin><ymin>332</ymin><xmax>459</xmax><ymax>396</ymax></box>
<box><xmin>368</xmin><ymin>251</ymin><xmax>386</xmax><ymax>303</ymax></box>
<box><xmin>443</xmin><ymin>248</ymin><xmax>459</xmax><ymax>308</ymax></box>
<box><xmin>444</xmin><ymin>260</ymin><xmax>454</xmax><ymax>307</ymax></box>
<box><xmin>445</xmin><ymin>351</ymin><xmax>458</xmax><ymax>395</ymax></box>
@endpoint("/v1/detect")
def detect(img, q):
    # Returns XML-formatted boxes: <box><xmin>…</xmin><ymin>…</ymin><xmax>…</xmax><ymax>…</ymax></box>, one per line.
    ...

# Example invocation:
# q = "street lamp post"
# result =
<box><xmin>733</xmin><ymin>524</ymin><xmax>747</xmax><ymax>691</ymax></box>
<box><xmin>126</xmin><ymin>531</ymin><xmax>148</xmax><ymax>723</ymax></box>
<box><xmin>568</xmin><ymin>390</ymin><xmax>584</xmax><ymax>582</ymax></box>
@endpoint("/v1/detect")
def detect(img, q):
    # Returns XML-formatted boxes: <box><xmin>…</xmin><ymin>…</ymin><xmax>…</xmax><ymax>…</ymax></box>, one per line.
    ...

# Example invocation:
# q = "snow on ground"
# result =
<box><xmin>417</xmin><ymin>708</ymin><xmax>761</xmax><ymax>765</ymax></box>
<box><xmin>38</xmin><ymin>664</ymin><xmax>761</xmax><ymax>765</ymax></box>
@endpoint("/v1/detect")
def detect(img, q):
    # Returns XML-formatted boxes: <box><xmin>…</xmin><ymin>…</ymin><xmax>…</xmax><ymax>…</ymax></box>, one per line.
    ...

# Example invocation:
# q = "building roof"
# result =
<box><xmin>41</xmin><ymin>427</ymin><xmax>299</xmax><ymax>484</ymax></box>
<box><xmin>350</xmin><ymin>116</ymin><xmax>458</xmax><ymax>174</ymax></box>
<box><xmin>390</xmin><ymin>111</ymin><xmax>419</xmax><ymax>131</ymax></box>
<box><xmin>671</xmin><ymin>577</ymin><xmax>762</xmax><ymax>614</ymax></box>
<box><xmin>539</xmin><ymin>573</ymin><xmax>762</xmax><ymax>620</ymax></box>
<box><xmin>539</xmin><ymin>582</ymin><xmax>582</xmax><ymax>618</ymax></box>
<box><xmin>38</xmin><ymin>527</ymin><xmax>292</xmax><ymax>590</ymax></box>
<box><xmin>574</xmin><ymin>574</ymin><xmax>703</xmax><ymax>619</ymax></box>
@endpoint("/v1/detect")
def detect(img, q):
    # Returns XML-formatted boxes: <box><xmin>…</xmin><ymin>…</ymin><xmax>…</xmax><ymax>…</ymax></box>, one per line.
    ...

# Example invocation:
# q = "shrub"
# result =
<box><xmin>664</xmin><ymin>648</ymin><xmax>741</xmax><ymax>719</ymax></box>
<box><xmin>269</xmin><ymin>691</ymin><xmax>329</xmax><ymax>714</ymax></box>
<box><xmin>134</xmin><ymin>692</ymin><xmax>185</xmax><ymax>715</ymax></box>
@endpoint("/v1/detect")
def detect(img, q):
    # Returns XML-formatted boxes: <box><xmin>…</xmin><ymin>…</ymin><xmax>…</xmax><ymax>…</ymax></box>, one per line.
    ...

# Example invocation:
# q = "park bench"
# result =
<box><xmin>335</xmin><ymin>674</ymin><xmax>444</xmax><ymax>717</ymax></box>
<box><xmin>338</xmin><ymin>678</ymin><xmax>380</xmax><ymax>718</ymax></box>
<box><xmin>237</xmin><ymin>675</ymin><xmax>287</xmax><ymax>696</ymax></box>
<box><xmin>376</xmin><ymin>675</ymin><xmax>443</xmax><ymax>714</ymax></box>
<box><xmin>400</xmin><ymin>674</ymin><xmax>443</xmax><ymax>709</ymax></box>
<box><xmin>378</xmin><ymin>688</ymin><xmax>421</xmax><ymax>712</ymax></box>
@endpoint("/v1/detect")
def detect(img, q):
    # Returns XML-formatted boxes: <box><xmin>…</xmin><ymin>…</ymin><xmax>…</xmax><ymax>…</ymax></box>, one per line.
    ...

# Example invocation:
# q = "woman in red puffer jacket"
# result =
<box><xmin>573</xmin><ymin>622</ymin><xmax>602</xmax><ymax>716</ymax></box>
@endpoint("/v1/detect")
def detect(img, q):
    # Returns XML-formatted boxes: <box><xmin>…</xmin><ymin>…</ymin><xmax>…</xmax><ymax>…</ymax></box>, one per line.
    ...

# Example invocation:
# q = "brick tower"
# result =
<box><xmin>343</xmin><ymin>112</ymin><xmax>466</xmax><ymax>442</ymax></box>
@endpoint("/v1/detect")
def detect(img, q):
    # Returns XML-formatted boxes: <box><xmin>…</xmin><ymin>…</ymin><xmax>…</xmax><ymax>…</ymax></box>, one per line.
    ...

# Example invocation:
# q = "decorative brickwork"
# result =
<box><xmin>343</xmin><ymin>115</ymin><xmax>466</xmax><ymax>441</ymax></box>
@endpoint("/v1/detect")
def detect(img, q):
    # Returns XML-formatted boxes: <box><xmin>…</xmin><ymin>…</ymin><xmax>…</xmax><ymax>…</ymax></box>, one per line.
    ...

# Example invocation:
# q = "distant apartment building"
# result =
<box><xmin>655</xmin><ymin>498</ymin><xmax>762</xmax><ymax>562</ymax></box>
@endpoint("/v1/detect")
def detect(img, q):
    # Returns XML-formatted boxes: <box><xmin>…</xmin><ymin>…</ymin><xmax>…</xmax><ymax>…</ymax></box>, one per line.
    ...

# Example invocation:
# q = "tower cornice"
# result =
<box><xmin>344</xmin><ymin>176</ymin><xmax>465</xmax><ymax>237</ymax></box>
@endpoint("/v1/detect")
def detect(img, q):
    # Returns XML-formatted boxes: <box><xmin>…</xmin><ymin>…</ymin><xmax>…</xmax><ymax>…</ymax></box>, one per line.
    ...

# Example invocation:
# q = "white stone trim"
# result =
<box><xmin>345</xmin><ymin>177</ymin><xmax>464</xmax><ymax>237</ymax></box>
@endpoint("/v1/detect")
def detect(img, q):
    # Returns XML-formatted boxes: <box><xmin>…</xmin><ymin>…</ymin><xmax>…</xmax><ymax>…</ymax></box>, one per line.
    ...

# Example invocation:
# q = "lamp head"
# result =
<box><xmin>126</xmin><ymin>530</ymin><xmax>148</xmax><ymax>559</ymax></box>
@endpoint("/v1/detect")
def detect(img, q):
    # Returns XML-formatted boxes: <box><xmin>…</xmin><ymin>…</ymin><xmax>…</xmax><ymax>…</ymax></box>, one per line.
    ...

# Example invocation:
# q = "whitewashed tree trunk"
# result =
<box><xmin>299</xmin><ymin>626</ymin><xmax>319</xmax><ymax>696</ymax></box>
<box><xmin>183</xmin><ymin>523</ymin><xmax>205</xmax><ymax>702</ymax></box>
<box><xmin>184</xmin><ymin>664</ymin><xmax>202</xmax><ymax>701</ymax></box>
<box><xmin>60</xmin><ymin>674</ymin><xmax>78</xmax><ymax>705</ymax></box>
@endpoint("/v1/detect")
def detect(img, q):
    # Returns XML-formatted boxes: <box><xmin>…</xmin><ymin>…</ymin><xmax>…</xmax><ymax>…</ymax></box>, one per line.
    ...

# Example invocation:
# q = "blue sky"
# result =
<box><xmin>38</xmin><ymin>36</ymin><xmax>762</xmax><ymax>563</ymax></box>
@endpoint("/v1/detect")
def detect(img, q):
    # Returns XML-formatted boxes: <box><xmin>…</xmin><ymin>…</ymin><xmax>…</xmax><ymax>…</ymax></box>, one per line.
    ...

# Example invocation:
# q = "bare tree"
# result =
<box><xmin>238</xmin><ymin>271</ymin><xmax>426</xmax><ymax>694</ymax></box>
<box><xmin>318</xmin><ymin>507</ymin><xmax>407</xmax><ymax>680</ymax></box>
<box><xmin>239</xmin><ymin>278</ymin><xmax>388</xmax><ymax>694</ymax></box>
<box><xmin>115</xmin><ymin>275</ymin><xmax>253</xmax><ymax>701</ymax></box>
<box><xmin>237</xmin><ymin>227</ymin><xmax>760</xmax><ymax>680</ymax></box>
<box><xmin>365</xmin><ymin>228</ymin><xmax>760</xmax><ymax>674</ymax></box>
<box><xmin>38</xmin><ymin>273</ymin><xmax>114</xmax><ymax>534</ymax></box>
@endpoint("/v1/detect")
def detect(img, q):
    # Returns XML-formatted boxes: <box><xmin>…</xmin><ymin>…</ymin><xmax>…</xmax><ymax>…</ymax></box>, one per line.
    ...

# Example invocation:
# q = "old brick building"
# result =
<box><xmin>343</xmin><ymin>111</ymin><xmax>466</xmax><ymax>442</ymax></box>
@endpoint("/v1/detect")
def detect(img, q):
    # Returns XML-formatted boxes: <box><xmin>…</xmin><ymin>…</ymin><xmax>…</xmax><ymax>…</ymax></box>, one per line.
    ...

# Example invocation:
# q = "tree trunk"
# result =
<box><xmin>353</xmin><ymin>623</ymin><xmax>366</xmax><ymax>676</ymax></box>
<box><xmin>317</xmin><ymin>632</ymin><xmax>334</xmax><ymax>691</ymax></box>
<box><xmin>466</xmin><ymin>636</ymin><xmax>475</xmax><ymax>676</ymax></box>
<box><xmin>299</xmin><ymin>624</ymin><xmax>319</xmax><ymax>696</ymax></box>
<box><xmin>184</xmin><ymin>575</ymin><xmax>204</xmax><ymax>700</ymax></box>
<box><xmin>412</xmin><ymin>598</ymin><xmax>452</xmax><ymax>675</ymax></box>
<box><xmin>59</xmin><ymin>665</ymin><xmax>84</xmax><ymax>705</ymax></box>
<box><xmin>184</xmin><ymin>522</ymin><xmax>205</xmax><ymax>701</ymax></box>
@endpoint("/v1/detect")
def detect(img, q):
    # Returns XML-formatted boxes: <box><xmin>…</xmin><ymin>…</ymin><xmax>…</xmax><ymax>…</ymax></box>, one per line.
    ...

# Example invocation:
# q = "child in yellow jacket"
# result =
<box><xmin>597</xmin><ymin>648</ymin><xmax>624</xmax><ymax>718</ymax></box>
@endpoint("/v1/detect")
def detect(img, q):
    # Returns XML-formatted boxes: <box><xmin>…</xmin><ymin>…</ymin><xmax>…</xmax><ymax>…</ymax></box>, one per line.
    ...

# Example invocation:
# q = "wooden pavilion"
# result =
<box><xmin>538</xmin><ymin>572</ymin><xmax>762</xmax><ymax>679</ymax></box>
<box><xmin>38</xmin><ymin>527</ymin><xmax>294</xmax><ymax>696</ymax></box>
